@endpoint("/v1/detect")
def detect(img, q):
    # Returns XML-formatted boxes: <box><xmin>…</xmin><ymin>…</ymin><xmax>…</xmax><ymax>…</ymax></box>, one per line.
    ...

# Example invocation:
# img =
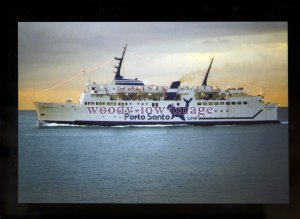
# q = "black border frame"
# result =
<box><xmin>3</xmin><ymin>1</ymin><xmax>299</xmax><ymax>218</ymax></box>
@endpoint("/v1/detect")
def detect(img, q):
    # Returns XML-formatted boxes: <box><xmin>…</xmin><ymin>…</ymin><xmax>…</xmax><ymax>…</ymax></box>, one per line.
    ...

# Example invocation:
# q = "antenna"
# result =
<box><xmin>202</xmin><ymin>56</ymin><xmax>214</xmax><ymax>86</ymax></box>
<box><xmin>125</xmin><ymin>32</ymin><xmax>129</xmax><ymax>46</ymax></box>
<box><xmin>82</xmin><ymin>68</ymin><xmax>90</xmax><ymax>83</ymax></box>
<box><xmin>263</xmin><ymin>85</ymin><xmax>267</xmax><ymax>98</ymax></box>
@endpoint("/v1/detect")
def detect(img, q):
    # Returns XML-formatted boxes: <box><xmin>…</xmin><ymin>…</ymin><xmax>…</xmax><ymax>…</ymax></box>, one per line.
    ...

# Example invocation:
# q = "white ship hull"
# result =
<box><xmin>34</xmin><ymin>99</ymin><xmax>278</xmax><ymax>126</ymax></box>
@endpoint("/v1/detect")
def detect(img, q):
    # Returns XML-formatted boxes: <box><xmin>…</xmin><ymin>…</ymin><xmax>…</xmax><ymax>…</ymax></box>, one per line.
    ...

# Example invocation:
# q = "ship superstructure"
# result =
<box><xmin>34</xmin><ymin>44</ymin><xmax>279</xmax><ymax>126</ymax></box>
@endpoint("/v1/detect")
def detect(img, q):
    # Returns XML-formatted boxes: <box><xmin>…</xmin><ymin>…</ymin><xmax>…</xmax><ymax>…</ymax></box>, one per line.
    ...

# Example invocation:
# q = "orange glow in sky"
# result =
<box><xmin>18</xmin><ymin>22</ymin><xmax>288</xmax><ymax>110</ymax></box>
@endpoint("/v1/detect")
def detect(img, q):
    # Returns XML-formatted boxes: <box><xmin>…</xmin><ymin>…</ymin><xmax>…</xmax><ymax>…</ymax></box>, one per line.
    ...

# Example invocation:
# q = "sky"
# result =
<box><xmin>18</xmin><ymin>22</ymin><xmax>288</xmax><ymax>110</ymax></box>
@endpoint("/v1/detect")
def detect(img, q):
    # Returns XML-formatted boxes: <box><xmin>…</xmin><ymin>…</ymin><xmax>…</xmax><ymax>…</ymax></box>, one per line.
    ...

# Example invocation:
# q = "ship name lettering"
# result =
<box><xmin>153</xmin><ymin>107</ymin><xmax>165</xmax><ymax>114</ymax></box>
<box><xmin>87</xmin><ymin>107</ymin><xmax>98</xmax><ymax>114</ymax></box>
<box><xmin>124</xmin><ymin>113</ymin><xmax>146</xmax><ymax>120</ymax></box>
<box><xmin>207</xmin><ymin>107</ymin><xmax>213</xmax><ymax>114</ymax></box>
<box><xmin>140</xmin><ymin>107</ymin><xmax>165</xmax><ymax>114</ymax></box>
<box><xmin>147</xmin><ymin>114</ymin><xmax>170</xmax><ymax>120</ymax></box>
<box><xmin>116</xmin><ymin>106</ymin><xmax>125</xmax><ymax>114</ymax></box>
<box><xmin>125</xmin><ymin>107</ymin><xmax>134</xmax><ymax>114</ymax></box>
<box><xmin>187</xmin><ymin>116</ymin><xmax>198</xmax><ymax>120</ymax></box>
<box><xmin>95</xmin><ymin>106</ymin><xmax>132</xmax><ymax>115</ymax></box>
<box><xmin>190</xmin><ymin>106</ymin><xmax>213</xmax><ymax>117</ymax></box>
<box><xmin>169</xmin><ymin>107</ymin><xmax>188</xmax><ymax>115</ymax></box>
<box><xmin>108</xmin><ymin>107</ymin><xmax>115</xmax><ymax>114</ymax></box>
<box><xmin>140</xmin><ymin>107</ymin><xmax>153</xmax><ymax>114</ymax></box>
<box><xmin>91</xmin><ymin>106</ymin><xmax>214</xmax><ymax>117</ymax></box>
<box><xmin>145</xmin><ymin>107</ymin><xmax>153</xmax><ymax>114</ymax></box>
<box><xmin>99</xmin><ymin>107</ymin><xmax>107</xmax><ymax>114</ymax></box>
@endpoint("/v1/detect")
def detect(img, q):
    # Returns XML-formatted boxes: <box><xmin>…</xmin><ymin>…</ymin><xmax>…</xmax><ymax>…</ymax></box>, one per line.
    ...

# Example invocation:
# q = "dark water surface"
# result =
<box><xmin>18</xmin><ymin>108</ymin><xmax>289</xmax><ymax>203</ymax></box>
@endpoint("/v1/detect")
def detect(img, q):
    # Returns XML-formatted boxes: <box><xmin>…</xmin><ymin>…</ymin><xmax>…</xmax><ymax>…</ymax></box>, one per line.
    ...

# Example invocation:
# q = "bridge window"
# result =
<box><xmin>214</xmin><ymin>102</ymin><xmax>219</xmax><ymax>105</ymax></box>
<box><xmin>203</xmin><ymin>102</ymin><xmax>207</xmax><ymax>105</ymax></box>
<box><xmin>237</xmin><ymin>101</ymin><xmax>241</xmax><ymax>105</ymax></box>
<box><xmin>243</xmin><ymin>101</ymin><xmax>248</xmax><ymax>105</ymax></box>
<box><xmin>231</xmin><ymin>102</ymin><xmax>236</xmax><ymax>105</ymax></box>
<box><xmin>209</xmin><ymin>102</ymin><xmax>213</xmax><ymax>105</ymax></box>
<box><xmin>84</xmin><ymin>102</ymin><xmax>87</xmax><ymax>105</ymax></box>
<box><xmin>197</xmin><ymin>102</ymin><xmax>201</xmax><ymax>105</ymax></box>
<box><xmin>220</xmin><ymin>102</ymin><xmax>224</xmax><ymax>105</ymax></box>
<box><xmin>226</xmin><ymin>102</ymin><xmax>230</xmax><ymax>105</ymax></box>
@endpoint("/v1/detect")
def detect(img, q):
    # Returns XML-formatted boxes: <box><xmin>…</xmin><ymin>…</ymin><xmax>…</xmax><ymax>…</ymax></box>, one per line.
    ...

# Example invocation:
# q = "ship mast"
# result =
<box><xmin>202</xmin><ymin>57</ymin><xmax>214</xmax><ymax>86</ymax></box>
<box><xmin>114</xmin><ymin>44</ymin><xmax>127</xmax><ymax>80</ymax></box>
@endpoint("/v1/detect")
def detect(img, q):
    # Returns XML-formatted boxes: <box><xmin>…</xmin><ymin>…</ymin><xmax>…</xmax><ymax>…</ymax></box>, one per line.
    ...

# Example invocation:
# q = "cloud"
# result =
<box><xmin>18</xmin><ymin>22</ymin><xmax>288</xmax><ymax>109</ymax></box>
<box><xmin>19</xmin><ymin>22</ymin><xmax>287</xmax><ymax>58</ymax></box>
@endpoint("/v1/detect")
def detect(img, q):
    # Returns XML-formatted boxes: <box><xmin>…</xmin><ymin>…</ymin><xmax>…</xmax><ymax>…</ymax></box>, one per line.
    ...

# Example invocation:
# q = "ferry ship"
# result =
<box><xmin>34</xmin><ymin>44</ymin><xmax>279</xmax><ymax>126</ymax></box>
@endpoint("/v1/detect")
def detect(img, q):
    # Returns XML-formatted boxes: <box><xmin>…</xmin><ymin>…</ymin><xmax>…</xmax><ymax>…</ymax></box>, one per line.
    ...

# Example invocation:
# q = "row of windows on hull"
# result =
<box><xmin>198</xmin><ymin>101</ymin><xmax>248</xmax><ymax>106</ymax></box>
<box><xmin>115</xmin><ymin>83</ymin><xmax>145</xmax><ymax>86</ymax></box>
<box><xmin>84</xmin><ymin>101</ymin><xmax>248</xmax><ymax>106</ymax></box>
<box><xmin>84</xmin><ymin>102</ymin><xmax>159</xmax><ymax>107</ymax></box>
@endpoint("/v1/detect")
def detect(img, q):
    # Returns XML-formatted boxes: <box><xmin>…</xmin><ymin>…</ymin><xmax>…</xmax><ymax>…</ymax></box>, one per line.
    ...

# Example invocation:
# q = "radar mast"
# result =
<box><xmin>202</xmin><ymin>57</ymin><xmax>214</xmax><ymax>86</ymax></box>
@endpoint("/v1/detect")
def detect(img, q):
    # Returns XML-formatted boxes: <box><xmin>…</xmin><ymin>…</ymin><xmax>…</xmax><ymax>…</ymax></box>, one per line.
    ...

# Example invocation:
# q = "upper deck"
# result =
<box><xmin>77</xmin><ymin>44</ymin><xmax>265</xmax><ymax>105</ymax></box>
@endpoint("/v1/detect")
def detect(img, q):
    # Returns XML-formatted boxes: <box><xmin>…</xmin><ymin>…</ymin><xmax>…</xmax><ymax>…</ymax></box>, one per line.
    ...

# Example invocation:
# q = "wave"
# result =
<box><xmin>38</xmin><ymin>122</ymin><xmax>86</xmax><ymax>127</ymax></box>
<box><xmin>112</xmin><ymin>124</ymin><xmax>188</xmax><ymax>128</ymax></box>
<box><xmin>281</xmin><ymin>121</ymin><xmax>288</xmax><ymax>125</ymax></box>
<box><xmin>37</xmin><ymin>122</ymin><xmax>188</xmax><ymax>128</ymax></box>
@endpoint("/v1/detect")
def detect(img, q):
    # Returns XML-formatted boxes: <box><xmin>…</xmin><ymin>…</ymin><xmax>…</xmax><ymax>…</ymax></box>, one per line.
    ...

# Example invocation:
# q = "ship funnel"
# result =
<box><xmin>164</xmin><ymin>81</ymin><xmax>181</xmax><ymax>100</ymax></box>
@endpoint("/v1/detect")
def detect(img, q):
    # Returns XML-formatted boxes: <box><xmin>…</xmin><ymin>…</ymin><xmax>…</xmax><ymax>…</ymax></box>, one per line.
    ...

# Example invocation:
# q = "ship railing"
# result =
<box><xmin>106</xmin><ymin>88</ymin><xmax>166</xmax><ymax>94</ymax></box>
<box><xmin>111</xmin><ymin>86</ymin><xmax>167</xmax><ymax>91</ymax></box>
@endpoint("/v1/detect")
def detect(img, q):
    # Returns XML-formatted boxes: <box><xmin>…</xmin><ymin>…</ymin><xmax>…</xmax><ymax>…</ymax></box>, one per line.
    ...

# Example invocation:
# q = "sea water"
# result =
<box><xmin>18</xmin><ymin>108</ymin><xmax>289</xmax><ymax>203</ymax></box>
